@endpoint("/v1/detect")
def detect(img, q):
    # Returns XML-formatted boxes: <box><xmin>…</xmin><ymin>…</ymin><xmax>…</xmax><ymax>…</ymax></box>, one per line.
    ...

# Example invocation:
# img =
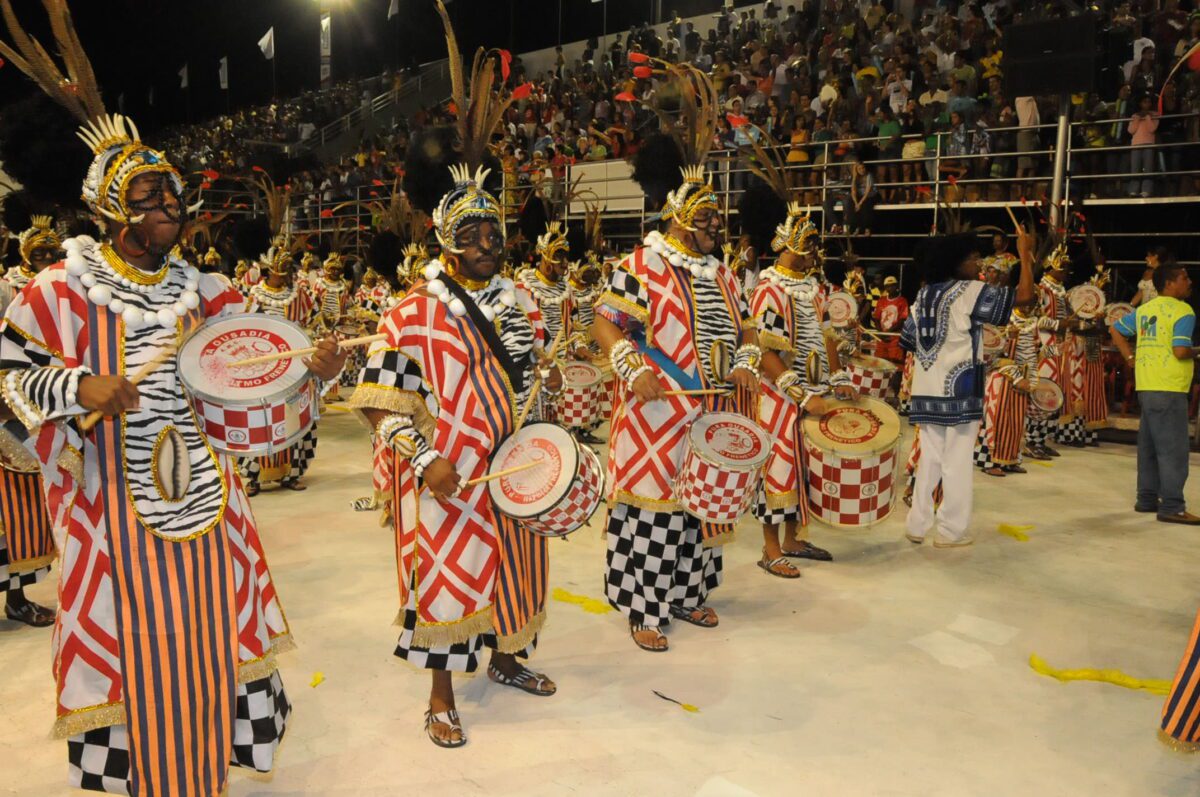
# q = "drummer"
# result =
<box><xmin>243</xmin><ymin>242</ymin><xmax>320</xmax><ymax>495</ymax></box>
<box><xmin>350</xmin><ymin>119</ymin><xmax>563</xmax><ymax>747</ymax></box>
<box><xmin>565</xmin><ymin>253</ymin><xmax>607</xmax><ymax>445</ymax></box>
<box><xmin>750</xmin><ymin>204</ymin><xmax>855</xmax><ymax>576</ymax></box>
<box><xmin>592</xmin><ymin>114</ymin><xmax>761</xmax><ymax>650</ymax></box>
<box><xmin>901</xmin><ymin>226</ymin><xmax>1036</xmax><ymax>547</ymax></box>
<box><xmin>1033</xmin><ymin>244</ymin><xmax>1088</xmax><ymax>451</ymax></box>
<box><xmin>0</xmin><ymin>106</ymin><xmax>346</xmax><ymax>791</ymax></box>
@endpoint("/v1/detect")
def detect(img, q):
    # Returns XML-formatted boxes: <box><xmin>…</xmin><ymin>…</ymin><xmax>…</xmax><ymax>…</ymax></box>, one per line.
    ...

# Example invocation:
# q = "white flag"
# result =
<box><xmin>388</xmin><ymin>0</ymin><xmax>399</xmax><ymax>19</ymax></box>
<box><xmin>148</xmin><ymin>85</ymin><xmax>155</xmax><ymax>106</ymax></box>
<box><xmin>218</xmin><ymin>57</ymin><xmax>229</xmax><ymax>90</ymax></box>
<box><xmin>179</xmin><ymin>63</ymin><xmax>189</xmax><ymax>89</ymax></box>
<box><xmin>258</xmin><ymin>27</ymin><xmax>275</xmax><ymax>60</ymax></box>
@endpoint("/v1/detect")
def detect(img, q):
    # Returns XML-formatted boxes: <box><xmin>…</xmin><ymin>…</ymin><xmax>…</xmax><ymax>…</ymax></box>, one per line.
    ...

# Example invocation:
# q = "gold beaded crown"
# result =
<box><xmin>432</xmin><ymin>164</ymin><xmax>504</xmax><ymax>254</ymax></box>
<box><xmin>18</xmin><ymin>216</ymin><xmax>61</xmax><ymax>263</ymax></box>
<box><xmin>323</xmin><ymin>252</ymin><xmax>346</xmax><ymax>274</ymax></box>
<box><xmin>662</xmin><ymin>165</ymin><xmax>719</xmax><ymax>231</ymax></box>
<box><xmin>1045</xmin><ymin>243</ymin><xmax>1071</xmax><ymax>272</ymax></box>
<box><xmin>772</xmin><ymin>202</ymin><xmax>819</xmax><ymax>255</ymax></box>
<box><xmin>535</xmin><ymin>221</ymin><xmax>569</xmax><ymax>262</ymax></box>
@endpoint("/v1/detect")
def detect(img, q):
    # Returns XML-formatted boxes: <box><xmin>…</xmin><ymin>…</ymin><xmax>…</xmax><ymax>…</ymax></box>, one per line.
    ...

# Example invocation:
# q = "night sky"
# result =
<box><xmin>0</xmin><ymin>0</ymin><xmax>723</xmax><ymax>134</ymax></box>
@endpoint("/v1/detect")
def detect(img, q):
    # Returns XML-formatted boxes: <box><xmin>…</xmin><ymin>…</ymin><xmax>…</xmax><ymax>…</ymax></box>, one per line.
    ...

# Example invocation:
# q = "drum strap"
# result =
<box><xmin>441</xmin><ymin>277</ymin><xmax>528</xmax><ymax>394</ymax></box>
<box><xmin>630</xmin><ymin>328</ymin><xmax>702</xmax><ymax>390</ymax></box>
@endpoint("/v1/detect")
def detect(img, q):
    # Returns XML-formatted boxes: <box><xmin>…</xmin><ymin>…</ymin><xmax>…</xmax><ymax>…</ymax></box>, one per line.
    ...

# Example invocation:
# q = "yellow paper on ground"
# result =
<box><xmin>552</xmin><ymin>587</ymin><xmax>614</xmax><ymax>614</ymax></box>
<box><xmin>1029</xmin><ymin>654</ymin><xmax>1170</xmax><ymax>695</ymax></box>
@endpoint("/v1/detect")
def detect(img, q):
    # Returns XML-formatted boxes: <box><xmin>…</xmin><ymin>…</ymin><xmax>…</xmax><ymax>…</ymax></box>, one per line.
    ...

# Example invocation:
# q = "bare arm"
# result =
<box><xmin>1109</xmin><ymin>324</ymin><xmax>1135</xmax><ymax>365</ymax></box>
<box><xmin>1014</xmin><ymin>223</ymin><xmax>1036</xmax><ymax>307</ymax></box>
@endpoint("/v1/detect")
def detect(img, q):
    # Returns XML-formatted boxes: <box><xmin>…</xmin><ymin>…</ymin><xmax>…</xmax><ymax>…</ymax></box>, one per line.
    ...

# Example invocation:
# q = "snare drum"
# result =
<box><xmin>1104</xmin><ymin>302</ymin><xmax>1134</xmax><ymax>328</ymax></box>
<box><xmin>845</xmin><ymin>354</ymin><xmax>897</xmax><ymax>399</ymax></box>
<box><xmin>675</xmin><ymin>412</ymin><xmax>771</xmax><ymax>524</ymax></box>
<box><xmin>1068</xmin><ymin>284</ymin><xmax>1106</xmax><ymax>319</ymax></box>
<box><xmin>981</xmin><ymin>324</ymin><xmax>1006</xmax><ymax>356</ymax></box>
<box><xmin>826</xmin><ymin>291</ymin><xmax>859</xmax><ymax>328</ymax></box>
<box><xmin>557</xmin><ymin>362</ymin><xmax>603</xmax><ymax>428</ymax></box>
<box><xmin>488</xmin><ymin>422</ymin><xmax>604</xmax><ymax>538</ymax></box>
<box><xmin>803</xmin><ymin>397</ymin><xmax>901</xmax><ymax>527</ymax></box>
<box><xmin>177</xmin><ymin>314</ymin><xmax>318</xmax><ymax>456</ymax></box>
<box><xmin>1028</xmin><ymin>379</ymin><xmax>1064</xmax><ymax>419</ymax></box>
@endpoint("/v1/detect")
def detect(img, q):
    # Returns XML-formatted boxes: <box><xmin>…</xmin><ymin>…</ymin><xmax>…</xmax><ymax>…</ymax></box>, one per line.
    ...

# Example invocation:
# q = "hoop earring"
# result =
<box><xmin>116</xmin><ymin>226</ymin><xmax>150</xmax><ymax>258</ymax></box>
<box><xmin>443</xmin><ymin>254</ymin><xmax>460</xmax><ymax>278</ymax></box>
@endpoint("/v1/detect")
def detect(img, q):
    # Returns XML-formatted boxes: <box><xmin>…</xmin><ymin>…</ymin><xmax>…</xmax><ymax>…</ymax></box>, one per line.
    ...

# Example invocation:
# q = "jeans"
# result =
<box><xmin>1129</xmin><ymin>147</ymin><xmax>1156</xmax><ymax>196</ymax></box>
<box><xmin>1137</xmin><ymin>390</ymin><xmax>1190</xmax><ymax>515</ymax></box>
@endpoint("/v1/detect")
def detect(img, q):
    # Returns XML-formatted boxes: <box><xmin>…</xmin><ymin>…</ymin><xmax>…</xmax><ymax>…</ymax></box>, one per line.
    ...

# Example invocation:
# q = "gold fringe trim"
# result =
<box><xmin>56</xmin><ymin>446</ymin><xmax>83</xmax><ymax>485</ymax></box>
<box><xmin>615</xmin><ymin>489</ymin><xmax>680</xmax><ymax>513</ymax></box>
<box><xmin>0</xmin><ymin>427</ymin><xmax>39</xmax><ymax>472</ymax></box>
<box><xmin>758</xmin><ymin>330</ymin><xmax>791</xmax><ymax>353</ymax></box>
<box><xmin>1159</xmin><ymin>727</ymin><xmax>1200</xmax><ymax>754</ymax></box>
<box><xmin>1085</xmin><ymin>420</ymin><xmax>1110</xmax><ymax>431</ymax></box>
<box><xmin>8</xmin><ymin>552</ymin><xmax>55</xmax><ymax>575</ymax></box>
<box><xmin>237</xmin><ymin>633</ymin><xmax>296</xmax><ymax>684</ymax></box>
<box><xmin>598</xmin><ymin>292</ymin><xmax>650</xmax><ymax>324</ymax></box>
<box><xmin>411</xmin><ymin>606</ymin><xmax>495</xmax><ymax>649</ymax></box>
<box><xmin>764</xmin><ymin>490</ymin><xmax>799</xmax><ymax>510</ymax></box>
<box><xmin>495</xmin><ymin>610</ymin><xmax>547</xmax><ymax>654</ymax></box>
<box><xmin>52</xmin><ymin>701</ymin><xmax>126</xmax><ymax>739</ymax></box>
<box><xmin>346</xmin><ymin>385</ymin><xmax>436</xmax><ymax>443</ymax></box>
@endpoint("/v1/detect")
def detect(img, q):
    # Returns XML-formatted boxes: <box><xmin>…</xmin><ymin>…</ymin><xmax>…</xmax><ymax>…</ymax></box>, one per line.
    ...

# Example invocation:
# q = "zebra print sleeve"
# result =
<box><xmin>0</xmin><ymin>318</ymin><xmax>90</xmax><ymax>428</ymax></box>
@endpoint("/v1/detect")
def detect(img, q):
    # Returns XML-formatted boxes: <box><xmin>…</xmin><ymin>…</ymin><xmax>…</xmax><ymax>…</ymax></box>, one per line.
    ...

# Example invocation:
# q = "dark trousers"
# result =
<box><xmin>1137</xmin><ymin>390</ymin><xmax>1190</xmax><ymax>515</ymax></box>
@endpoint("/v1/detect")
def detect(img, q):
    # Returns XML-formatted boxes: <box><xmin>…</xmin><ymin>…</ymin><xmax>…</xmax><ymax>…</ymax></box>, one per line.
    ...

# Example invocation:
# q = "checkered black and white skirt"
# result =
<box><xmin>67</xmin><ymin>671</ymin><xmax>291</xmax><ymax>795</ymax></box>
<box><xmin>604</xmin><ymin>504</ymin><xmax>722</xmax><ymax>628</ymax></box>
<box><xmin>0</xmin><ymin>534</ymin><xmax>48</xmax><ymax>593</ymax></box>
<box><xmin>394</xmin><ymin>596</ymin><xmax>536</xmax><ymax>673</ymax></box>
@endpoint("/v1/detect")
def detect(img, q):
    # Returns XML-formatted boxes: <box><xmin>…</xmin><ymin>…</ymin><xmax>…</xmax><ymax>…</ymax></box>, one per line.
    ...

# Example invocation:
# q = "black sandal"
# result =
<box><xmin>669</xmin><ymin>605</ymin><xmax>719</xmax><ymax>628</ymax></box>
<box><xmin>424</xmin><ymin>707</ymin><xmax>467</xmax><ymax>748</ymax></box>
<box><xmin>630</xmin><ymin>622</ymin><xmax>668</xmax><ymax>652</ymax></box>
<box><xmin>982</xmin><ymin>467</ymin><xmax>1007</xmax><ymax>477</ymax></box>
<box><xmin>487</xmin><ymin>662</ymin><xmax>557</xmax><ymax>696</ymax></box>
<box><xmin>5</xmin><ymin>599</ymin><xmax>55</xmax><ymax>627</ymax></box>
<box><xmin>279</xmin><ymin>478</ymin><xmax>307</xmax><ymax>491</ymax></box>
<box><xmin>781</xmin><ymin>540</ymin><xmax>833</xmax><ymax>562</ymax></box>
<box><xmin>1002</xmin><ymin>465</ymin><xmax>1027</xmax><ymax>474</ymax></box>
<box><xmin>245</xmin><ymin>482</ymin><xmax>261</xmax><ymax>497</ymax></box>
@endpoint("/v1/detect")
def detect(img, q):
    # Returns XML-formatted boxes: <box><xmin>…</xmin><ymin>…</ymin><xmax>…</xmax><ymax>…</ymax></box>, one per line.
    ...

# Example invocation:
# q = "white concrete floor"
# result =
<box><xmin>3</xmin><ymin>411</ymin><xmax>1200</xmax><ymax>797</ymax></box>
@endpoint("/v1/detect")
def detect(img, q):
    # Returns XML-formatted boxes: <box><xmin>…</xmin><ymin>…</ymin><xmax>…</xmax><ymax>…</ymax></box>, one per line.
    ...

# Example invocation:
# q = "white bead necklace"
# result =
<box><xmin>252</xmin><ymin>282</ymin><xmax>297</xmax><ymax>312</ymax></box>
<box><xmin>645</xmin><ymin>230</ymin><xmax>720</xmax><ymax>280</ymax></box>
<box><xmin>421</xmin><ymin>259</ymin><xmax>516</xmax><ymax>322</ymax></box>
<box><xmin>764</xmin><ymin>266</ymin><xmax>819</xmax><ymax>301</ymax></box>
<box><xmin>62</xmin><ymin>236</ymin><xmax>201</xmax><ymax>332</ymax></box>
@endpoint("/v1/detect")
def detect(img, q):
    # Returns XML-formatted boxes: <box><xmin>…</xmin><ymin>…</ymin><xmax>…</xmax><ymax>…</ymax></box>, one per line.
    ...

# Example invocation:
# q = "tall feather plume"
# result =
<box><xmin>434</xmin><ymin>0</ymin><xmax>516</xmax><ymax>171</ymax></box>
<box><xmin>739</xmin><ymin>124</ymin><xmax>797</xmax><ymax>200</ymax></box>
<box><xmin>0</xmin><ymin>0</ymin><xmax>105</xmax><ymax>123</ymax></box>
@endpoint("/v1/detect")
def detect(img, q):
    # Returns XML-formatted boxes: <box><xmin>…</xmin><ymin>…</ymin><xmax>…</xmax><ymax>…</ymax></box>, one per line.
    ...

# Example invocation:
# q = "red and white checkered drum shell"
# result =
<box><xmin>177</xmin><ymin>314</ymin><xmax>317</xmax><ymax>456</ymax></box>
<box><xmin>802</xmin><ymin>397</ymin><xmax>901</xmax><ymax>527</ymax></box>
<box><xmin>557</xmin><ymin>362</ymin><xmax>603</xmax><ymax>428</ymax></box>
<box><xmin>489</xmin><ymin>422</ymin><xmax>604</xmax><ymax>538</ymax></box>
<box><xmin>675</xmin><ymin>412</ymin><xmax>771</xmax><ymax>524</ymax></box>
<box><xmin>845</xmin><ymin>354</ymin><xmax>897</xmax><ymax>399</ymax></box>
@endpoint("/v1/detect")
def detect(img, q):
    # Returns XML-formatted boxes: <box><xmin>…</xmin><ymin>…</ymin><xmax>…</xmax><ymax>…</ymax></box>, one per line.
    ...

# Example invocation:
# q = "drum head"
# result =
<box><xmin>803</xmin><ymin>397</ymin><xmax>901</xmax><ymax>457</ymax></box>
<box><xmin>1068</xmin><ymin>284</ymin><xmax>1106</xmax><ymax>319</ymax></box>
<box><xmin>1030</xmin><ymin>380</ymin><xmax>1064</xmax><ymax>413</ymax></box>
<box><xmin>981</xmin><ymin>325</ymin><xmax>1006</xmax><ymax>354</ymax></box>
<box><xmin>178</xmin><ymin>314</ymin><xmax>313</xmax><ymax>405</ymax></box>
<box><xmin>688</xmin><ymin>411</ymin><xmax>771</xmax><ymax>472</ymax></box>
<box><xmin>1105</xmin><ymin>302</ymin><xmax>1134</xmax><ymax>328</ymax></box>
<box><xmin>850</xmin><ymin>354</ymin><xmax>897</xmax><ymax>374</ymax></box>
<box><xmin>562</xmin><ymin>361</ymin><xmax>602</xmax><ymax>388</ymax></box>
<box><xmin>488</xmin><ymin>422</ymin><xmax>580</xmax><ymax>519</ymax></box>
<box><xmin>826</xmin><ymin>291</ymin><xmax>859</xmax><ymax>328</ymax></box>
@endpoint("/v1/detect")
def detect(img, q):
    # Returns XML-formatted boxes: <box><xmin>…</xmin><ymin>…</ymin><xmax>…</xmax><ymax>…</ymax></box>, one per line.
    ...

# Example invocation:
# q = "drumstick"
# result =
<box><xmin>462</xmin><ymin>459</ymin><xmax>545</xmax><ymax>487</ymax></box>
<box><xmin>664</xmin><ymin>388</ymin><xmax>731</xmax><ymax>396</ymax></box>
<box><xmin>230</xmin><ymin>333</ymin><xmax>387</xmax><ymax>368</ymax></box>
<box><xmin>514</xmin><ymin>327</ymin><xmax>567</xmax><ymax>430</ymax></box>
<box><xmin>1005</xmin><ymin>205</ymin><xmax>1022</xmax><ymax>230</ymax></box>
<box><xmin>79</xmin><ymin>345</ymin><xmax>177</xmax><ymax>433</ymax></box>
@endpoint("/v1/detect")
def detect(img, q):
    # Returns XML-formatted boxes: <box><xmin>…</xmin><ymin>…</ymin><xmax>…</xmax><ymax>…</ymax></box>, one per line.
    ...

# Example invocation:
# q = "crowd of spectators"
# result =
<box><xmin>183</xmin><ymin>0</ymin><xmax>1200</xmax><ymax>238</ymax></box>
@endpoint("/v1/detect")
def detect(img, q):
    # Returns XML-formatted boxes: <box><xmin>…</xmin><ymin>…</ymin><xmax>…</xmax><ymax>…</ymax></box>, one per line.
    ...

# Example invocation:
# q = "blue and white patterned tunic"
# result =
<box><xmin>900</xmin><ymin>280</ymin><xmax>1013</xmax><ymax>425</ymax></box>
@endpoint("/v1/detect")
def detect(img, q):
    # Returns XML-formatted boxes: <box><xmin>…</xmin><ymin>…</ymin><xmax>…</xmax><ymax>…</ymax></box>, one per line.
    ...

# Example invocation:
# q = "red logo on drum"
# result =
<box><xmin>819</xmin><ymin>407</ymin><xmax>882</xmax><ymax>445</ymax></box>
<box><xmin>499</xmin><ymin>439</ymin><xmax>561</xmax><ymax>505</ymax></box>
<box><xmin>201</xmin><ymin>330</ymin><xmax>291</xmax><ymax>389</ymax></box>
<box><xmin>704</xmin><ymin>421</ymin><xmax>763</xmax><ymax>461</ymax></box>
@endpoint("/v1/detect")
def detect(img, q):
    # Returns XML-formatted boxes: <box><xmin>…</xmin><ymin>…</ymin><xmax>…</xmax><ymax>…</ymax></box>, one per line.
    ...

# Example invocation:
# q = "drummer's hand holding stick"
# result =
<box><xmin>79</xmin><ymin>376</ymin><xmax>142</xmax><ymax>421</ymax></box>
<box><xmin>303</xmin><ymin>336</ymin><xmax>349</xmax><ymax>381</ymax></box>
<box><xmin>592</xmin><ymin>315</ymin><xmax>667</xmax><ymax>403</ymax></box>
<box><xmin>728</xmin><ymin>332</ymin><xmax>763</xmax><ymax>396</ymax></box>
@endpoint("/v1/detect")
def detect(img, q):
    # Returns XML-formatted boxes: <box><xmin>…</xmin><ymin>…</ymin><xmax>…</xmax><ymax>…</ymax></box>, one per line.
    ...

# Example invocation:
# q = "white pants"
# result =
<box><xmin>906</xmin><ymin>421</ymin><xmax>980</xmax><ymax>543</ymax></box>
